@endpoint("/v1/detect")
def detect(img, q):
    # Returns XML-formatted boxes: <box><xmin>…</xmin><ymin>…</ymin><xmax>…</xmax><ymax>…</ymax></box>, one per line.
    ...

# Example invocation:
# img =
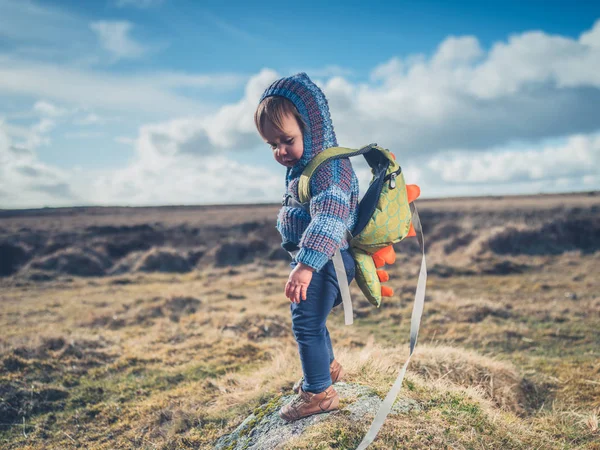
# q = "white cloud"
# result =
<box><xmin>3</xmin><ymin>17</ymin><xmax>600</xmax><ymax>208</ymax></box>
<box><xmin>0</xmin><ymin>55</ymin><xmax>220</xmax><ymax>115</ymax></box>
<box><xmin>2</xmin><ymin>113</ymin><xmax>274</xmax><ymax>209</ymax></box>
<box><xmin>0</xmin><ymin>70</ymin><xmax>284</xmax><ymax>208</ymax></box>
<box><xmin>76</xmin><ymin>113</ymin><xmax>103</xmax><ymax>125</ymax></box>
<box><xmin>428</xmin><ymin>133</ymin><xmax>600</xmax><ymax>184</ymax></box>
<box><xmin>3</xmin><ymin>116</ymin><xmax>55</xmax><ymax>151</ymax></box>
<box><xmin>0</xmin><ymin>121</ymin><xmax>81</xmax><ymax>208</ymax></box>
<box><xmin>583</xmin><ymin>174</ymin><xmax>600</xmax><ymax>186</ymax></box>
<box><xmin>90</xmin><ymin>20</ymin><xmax>146</xmax><ymax>60</ymax></box>
<box><xmin>32</xmin><ymin>118</ymin><xmax>55</xmax><ymax>135</ymax></box>
<box><xmin>432</xmin><ymin>36</ymin><xmax>484</xmax><ymax>68</ymax></box>
<box><xmin>86</xmin><ymin>152</ymin><xmax>280</xmax><ymax>206</ymax></box>
<box><xmin>315</xmin><ymin>19</ymin><xmax>600</xmax><ymax>162</ymax></box>
<box><xmin>148</xmin><ymin>18</ymin><xmax>600</xmax><ymax>163</ymax></box>
<box><xmin>33</xmin><ymin>100</ymin><xmax>68</xmax><ymax>117</ymax></box>
<box><xmin>98</xmin><ymin>69</ymin><xmax>279</xmax><ymax>158</ymax></box>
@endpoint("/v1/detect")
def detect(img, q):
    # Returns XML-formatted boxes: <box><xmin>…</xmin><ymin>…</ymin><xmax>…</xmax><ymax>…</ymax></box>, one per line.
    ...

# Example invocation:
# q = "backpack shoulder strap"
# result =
<box><xmin>298</xmin><ymin>143</ymin><xmax>380</xmax><ymax>204</ymax></box>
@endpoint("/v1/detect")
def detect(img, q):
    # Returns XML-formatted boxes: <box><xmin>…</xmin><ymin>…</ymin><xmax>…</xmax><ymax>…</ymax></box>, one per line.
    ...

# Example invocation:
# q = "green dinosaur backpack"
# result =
<box><xmin>295</xmin><ymin>143</ymin><xmax>423</xmax><ymax>308</ymax></box>
<box><xmin>286</xmin><ymin>142</ymin><xmax>427</xmax><ymax>449</ymax></box>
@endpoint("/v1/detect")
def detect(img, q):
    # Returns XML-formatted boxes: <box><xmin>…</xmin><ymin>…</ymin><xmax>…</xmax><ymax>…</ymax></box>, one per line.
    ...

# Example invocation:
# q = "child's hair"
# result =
<box><xmin>254</xmin><ymin>96</ymin><xmax>308</xmax><ymax>139</ymax></box>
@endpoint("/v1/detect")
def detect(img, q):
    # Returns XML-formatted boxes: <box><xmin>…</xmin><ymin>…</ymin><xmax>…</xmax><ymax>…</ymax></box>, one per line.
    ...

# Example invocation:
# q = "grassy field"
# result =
<box><xmin>0</xmin><ymin>193</ymin><xmax>599</xmax><ymax>449</ymax></box>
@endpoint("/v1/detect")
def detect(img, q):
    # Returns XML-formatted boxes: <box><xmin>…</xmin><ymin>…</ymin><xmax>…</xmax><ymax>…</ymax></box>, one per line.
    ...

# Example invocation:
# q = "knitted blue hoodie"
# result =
<box><xmin>259</xmin><ymin>73</ymin><xmax>359</xmax><ymax>272</ymax></box>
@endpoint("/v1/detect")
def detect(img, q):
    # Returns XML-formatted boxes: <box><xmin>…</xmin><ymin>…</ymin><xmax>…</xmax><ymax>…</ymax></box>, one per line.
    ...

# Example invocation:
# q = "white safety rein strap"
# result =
<box><xmin>356</xmin><ymin>203</ymin><xmax>427</xmax><ymax>449</ymax></box>
<box><xmin>332</xmin><ymin>240</ymin><xmax>354</xmax><ymax>326</ymax></box>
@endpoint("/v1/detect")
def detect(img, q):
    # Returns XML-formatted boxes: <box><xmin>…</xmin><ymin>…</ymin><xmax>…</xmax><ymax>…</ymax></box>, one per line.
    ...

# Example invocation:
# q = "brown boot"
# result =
<box><xmin>279</xmin><ymin>384</ymin><xmax>339</xmax><ymax>422</ymax></box>
<box><xmin>292</xmin><ymin>359</ymin><xmax>345</xmax><ymax>394</ymax></box>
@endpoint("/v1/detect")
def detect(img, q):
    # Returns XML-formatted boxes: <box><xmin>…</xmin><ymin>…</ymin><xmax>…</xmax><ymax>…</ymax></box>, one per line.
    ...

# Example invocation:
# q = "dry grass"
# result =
<box><xmin>1</xmin><ymin>193</ymin><xmax>599</xmax><ymax>449</ymax></box>
<box><xmin>1</xmin><ymin>254</ymin><xmax>598</xmax><ymax>449</ymax></box>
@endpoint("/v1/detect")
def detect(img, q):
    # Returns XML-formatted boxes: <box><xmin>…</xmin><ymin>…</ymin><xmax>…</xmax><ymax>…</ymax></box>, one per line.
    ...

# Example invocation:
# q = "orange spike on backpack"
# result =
<box><xmin>406</xmin><ymin>184</ymin><xmax>420</xmax><ymax>203</ymax></box>
<box><xmin>372</xmin><ymin>245</ymin><xmax>396</xmax><ymax>268</ymax></box>
<box><xmin>390</xmin><ymin>152</ymin><xmax>396</xmax><ymax>160</ymax></box>
<box><xmin>381</xmin><ymin>286</ymin><xmax>394</xmax><ymax>297</ymax></box>
<box><xmin>405</xmin><ymin>184</ymin><xmax>420</xmax><ymax>237</ymax></box>
<box><xmin>377</xmin><ymin>270</ymin><xmax>389</xmax><ymax>282</ymax></box>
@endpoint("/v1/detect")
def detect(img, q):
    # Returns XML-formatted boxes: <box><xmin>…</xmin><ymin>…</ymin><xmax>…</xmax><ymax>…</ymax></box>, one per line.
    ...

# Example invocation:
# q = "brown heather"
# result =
<box><xmin>0</xmin><ymin>192</ymin><xmax>599</xmax><ymax>449</ymax></box>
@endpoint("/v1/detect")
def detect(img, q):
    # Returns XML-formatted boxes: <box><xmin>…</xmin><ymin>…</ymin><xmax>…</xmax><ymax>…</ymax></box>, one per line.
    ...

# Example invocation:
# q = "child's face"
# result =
<box><xmin>262</xmin><ymin>113</ymin><xmax>304</xmax><ymax>167</ymax></box>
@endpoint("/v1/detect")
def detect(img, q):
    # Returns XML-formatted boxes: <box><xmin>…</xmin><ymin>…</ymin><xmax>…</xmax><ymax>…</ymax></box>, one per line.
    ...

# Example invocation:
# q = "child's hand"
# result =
<box><xmin>285</xmin><ymin>263</ymin><xmax>314</xmax><ymax>303</ymax></box>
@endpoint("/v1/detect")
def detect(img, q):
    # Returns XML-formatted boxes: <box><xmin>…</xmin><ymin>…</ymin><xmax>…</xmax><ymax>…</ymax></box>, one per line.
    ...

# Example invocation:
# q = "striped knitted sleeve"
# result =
<box><xmin>295</xmin><ymin>158</ymin><xmax>353</xmax><ymax>272</ymax></box>
<box><xmin>276</xmin><ymin>205</ymin><xmax>311</xmax><ymax>249</ymax></box>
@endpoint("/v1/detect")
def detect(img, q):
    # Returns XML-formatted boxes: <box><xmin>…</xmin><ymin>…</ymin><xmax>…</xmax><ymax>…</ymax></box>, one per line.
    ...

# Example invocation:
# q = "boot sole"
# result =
<box><xmin>279</xmin><ymin>403</ymin><xmax>340</xmax><ymax>422</ymax></box>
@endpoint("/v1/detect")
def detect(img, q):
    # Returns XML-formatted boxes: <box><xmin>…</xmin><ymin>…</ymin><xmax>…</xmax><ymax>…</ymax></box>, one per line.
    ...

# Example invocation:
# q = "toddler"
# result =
<box><xmin>254</xmin><ymin>72</ymin><xmax>359</xmax><ymax>421</ymax></box>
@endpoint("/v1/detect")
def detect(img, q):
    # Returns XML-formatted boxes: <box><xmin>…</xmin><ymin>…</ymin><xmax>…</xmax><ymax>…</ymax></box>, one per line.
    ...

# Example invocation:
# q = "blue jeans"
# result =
<box><xmin>289</xmin><ymin>248</ymin><xmax>356</xmax><ymax>394</ymax></box>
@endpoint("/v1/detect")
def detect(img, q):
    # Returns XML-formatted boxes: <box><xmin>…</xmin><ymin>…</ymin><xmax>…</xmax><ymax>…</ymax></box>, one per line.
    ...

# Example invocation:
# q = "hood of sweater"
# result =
<box><xmin>259</xmin><ymin>72</ymin><xmax>338</xmax><ymax>184</ymax></box>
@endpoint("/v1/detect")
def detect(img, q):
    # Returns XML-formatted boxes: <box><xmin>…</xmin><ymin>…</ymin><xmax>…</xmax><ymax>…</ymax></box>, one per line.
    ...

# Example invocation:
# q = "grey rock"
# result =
<box><xmin>213</xmin><ymin>382</ymin><xmax>420</xmax><ymax>450</ymax></box>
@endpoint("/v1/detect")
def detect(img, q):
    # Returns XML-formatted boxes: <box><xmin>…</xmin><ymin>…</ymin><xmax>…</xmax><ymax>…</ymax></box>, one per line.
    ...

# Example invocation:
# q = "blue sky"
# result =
<box><xmin>1</xmin><ymin>0</ymin><xmax>599</xmax><ymax>208</ymax></box>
